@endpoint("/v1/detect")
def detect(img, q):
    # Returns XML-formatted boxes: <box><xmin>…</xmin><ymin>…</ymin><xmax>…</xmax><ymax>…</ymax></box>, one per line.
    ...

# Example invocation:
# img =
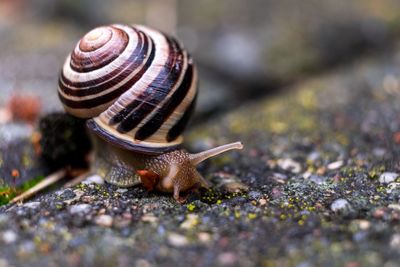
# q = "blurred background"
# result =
<box><xmin>1</xmin><ymin>0</ymin><xmax>400</xmax><ymax>120</ymax></box>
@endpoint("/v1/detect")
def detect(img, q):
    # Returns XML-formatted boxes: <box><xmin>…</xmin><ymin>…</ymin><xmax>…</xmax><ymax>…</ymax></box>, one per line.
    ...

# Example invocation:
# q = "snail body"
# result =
<box><xmin>58</xmin><ymin>24</ymin><xmax>243</xmax><ymax>202</ymax></box>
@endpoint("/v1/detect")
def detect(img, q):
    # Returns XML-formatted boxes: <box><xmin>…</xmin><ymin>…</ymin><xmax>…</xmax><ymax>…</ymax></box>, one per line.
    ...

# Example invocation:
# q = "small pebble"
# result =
<box><xmin>18</xmin><ymin>241</ymin><xmax>35</xmax><ymax>257</ymax></box>
<box><xmin>373</xmin><ymin>208</ymin><xmax>386</xmax><ymax>219</ymax></box>
<box><xmin>141</xmin><ymin>214</ymin><xmax>158</xmax><ymax>223</ymax></box>
<box><xmin>272</xmin><ymin>172</ymin><xmax>288</xmax><ymax>180</ymax></box>
<box><xmin>114</xmin><ymin>218</ymin><xmax>131</xmax><ymax>229</ymax></box>
<box><xmin>372</xmin><ymin>147</ymin><xmax>386</xmax><ymax>157</ymax></box>
<box><xmin>81</xmin><ymin>195</ymin><xmax>95</xmax><ymax>203</ymax></box>
<box><xmin>387</xmin><ymin>182</ymin><xmax>400</xmax><ymax>193</ymax></box>
<box><xmin>214</xmin><ymin>172</ymin><xmax>249</xmax><ymax>193</ymax></box>
<box><xmin>95</xmin><ymin>214</ymin><xmax>113</xmax><ymax>227</ymax></box>
<box><xmin>379</xmin><ymin>172</ymin><xmax>398</xmax><ymax>184</ymax></box>
<box><xmin>248</xmin><ymin>191</ymin><xmax>262</xmax><ymax>199</ymax></box>
<box><xmin>197</xmin><ymin>232</ymin><xmax>212</xmax><ymax>244</ymax></box>
<box><xmin>69</xmin><ymin>204</ymin><xmax>91</xmax><ymax>214</ymax></box>
<box><xmin>0</xmin><ymin>214</ymin><xmax>10</xmax><ymax>225</ymax></box>
<box><xmin>259</xmin><ymin>198</ymin><xmax>268</xmax><ymax>206</ymax></box>
<box><xmin>272</xmin><ymin>172</ymin><xmax>288</xmax><ymax>183</ymax></box>
<box><xmin>388</xmin><ymin>204</ymin><xmax>400</xmax><ymax>211</ymax></box>
<box><xmin>0</xmin><ymin>108</ymin><xmax>11</xmax><ymax>124</ymax></box>
<box><xmin>64</xmin><ymin>189</ymin><xmax>85</xmax><ymax>205</ymax></box>
<box><xmin>217</xmin><ymin>252</ymin><xmax>237</xmax><ymax>265</ymax></box>
<box><xmin>0</xmin><ymin>258</ymin><xmax>9</xmax><ymax>267</ymax></box>
<box><xmin>331</xmin><ymin>199</ymin><xmax>352</xmax><ymax>212</ymax></box>
<box><xmin>390</xmin><ymin>234</ymin><xmax>400</xmax><ymax>249</ymax></box>
<box><xmin>83</xmin><ymin>174</ymin><xmax>104</xmax><ymax>185</ymax></box>
<box><xmin>116</xmin><ymin>188</ymin><xmax>128</xmax><ymax>194</ymax></box>
<box><xmin>1</xmin><ymin>230</ymin><xmax>17</xmax><ymax>244</ymax></box>
<box><xmin>277</xmin><ymin>158</ymin><xmax>301</xmax><ymax>173</ymax></box>
<box><xmin>354</xmin><ymin>220</ymin><xmax>370</xmax><ymax>230</ymax></box>
<box><xmin>168</xmin><ymin>233</ymin><xmax>189</xmax><ymax>247</ymax></box>
<box><xmin>23</xmin><ymin>201</ymin><xmax>40</xmax><ymax>209</ymax></box>
<box><xmin>309</xmin><ymin>175</ymin><xmax>326</xmax><ymax>185</ymax></box>
<box><xmin>307</xmin><ymin>151</ymin><xmax>320</xmax><ymax>161</ymax></box>
<box><xmin>222</xmin><ymin>182</ymin><xmax>249</xmax><ymax>193</ymax></box>
<box><xmin>327</xmin><ymin>160</ymin><xmax>343</xmax><ymax>170</ymax></box>
<box><xmin>180</xmin><ymin>214</ymin><xmax>199</xmax><ymax>229</ymax></box>
<box><xmin>56</xmin><ymin>188</ymin><xmax>76</xmax><ymax>200</ymax></box>
<box><xmin>353</xmin><ymin>231</ymin><xmax>367</xmax><ymax>243</ymax></box>
<box><xmin>68</xmin><ymin>236</ymin><xmax>87</xmax><ymax>247</ymax></box>
<box><xmin>73</xmin><ymin>189</ymin><xmax>85</xmax><ymax>197</ymax></box>
<box><xmin>135</xmin><ymin>259</ymin><xmax>152</xmax><ymax>267</ymax></box>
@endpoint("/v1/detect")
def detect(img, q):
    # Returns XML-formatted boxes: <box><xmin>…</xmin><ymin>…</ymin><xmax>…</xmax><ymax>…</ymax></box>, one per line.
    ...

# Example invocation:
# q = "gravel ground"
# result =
<box><xmin>0</xmin><ymin>43</ymin><xmax>399</xmax><ymax>266</ymax></box>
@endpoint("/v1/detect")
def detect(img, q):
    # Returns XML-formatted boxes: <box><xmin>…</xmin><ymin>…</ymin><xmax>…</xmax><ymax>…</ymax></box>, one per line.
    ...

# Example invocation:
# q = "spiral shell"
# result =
<box><xmin>58</xmin><ymin>24</ymin><xmax>198</xmax><ymax>154</ymax></box>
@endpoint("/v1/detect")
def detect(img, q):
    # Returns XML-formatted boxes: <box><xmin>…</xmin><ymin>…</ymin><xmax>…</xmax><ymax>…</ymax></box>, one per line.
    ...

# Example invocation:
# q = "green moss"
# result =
<box><xmin>247</xmin><ymin>213</ymin><xmax>257</xmax><ymax>220</ymax></box>
<box><xmin>187</xmin><ymin>203</ymin><xmax>196</xmax><ymax>212</ymax></box>
<box><xmin>0</xmin><ymin>175</ymin><xmax>45</xmax><ymax>205</ymax></box>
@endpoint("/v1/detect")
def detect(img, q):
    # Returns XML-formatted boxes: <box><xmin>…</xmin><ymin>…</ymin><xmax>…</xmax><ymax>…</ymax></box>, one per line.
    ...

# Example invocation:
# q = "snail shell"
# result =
<box><xmin>58</xmin><ymin>24</ymin><xmax>198</xmax><ymax>154</ymax></box>
<box><xmin>57</xmin><ymin>24</ymin><xmax>243</xmax><ymax>202</ymax></box>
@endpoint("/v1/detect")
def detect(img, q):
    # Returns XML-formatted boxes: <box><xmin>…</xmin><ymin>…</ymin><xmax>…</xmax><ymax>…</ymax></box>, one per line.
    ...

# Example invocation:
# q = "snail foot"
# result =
<box><xmin>173</xmin><ymin>182</ymin><xmax>204</xmax><ymax>204</ymax></box>
<box><xmin>173</xmin><ymin>186</ymin><xmax>189</xmax><ymax>204</ymax></box>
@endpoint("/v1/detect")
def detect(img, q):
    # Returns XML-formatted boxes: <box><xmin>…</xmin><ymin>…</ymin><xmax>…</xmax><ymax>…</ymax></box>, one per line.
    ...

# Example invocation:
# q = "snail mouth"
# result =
<box><xmin>86</xmin><ymin>118</ymin><xmax>182</xmax><ymax>155</ymax></box>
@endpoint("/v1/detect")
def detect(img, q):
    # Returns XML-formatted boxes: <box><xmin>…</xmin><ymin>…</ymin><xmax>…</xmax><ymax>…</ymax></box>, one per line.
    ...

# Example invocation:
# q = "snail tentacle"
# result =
<box><xmin>190</xmin><ymin>141</ymin><xmax>244</xmax><ymax>165</ymax></box>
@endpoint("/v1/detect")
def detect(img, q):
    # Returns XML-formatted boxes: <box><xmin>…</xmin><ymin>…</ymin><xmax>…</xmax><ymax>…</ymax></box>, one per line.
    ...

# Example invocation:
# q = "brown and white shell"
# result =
<box><xmin>58</xmin><ymin>24</ymin><xmax>198</xmax><ymax>154</ymax></box>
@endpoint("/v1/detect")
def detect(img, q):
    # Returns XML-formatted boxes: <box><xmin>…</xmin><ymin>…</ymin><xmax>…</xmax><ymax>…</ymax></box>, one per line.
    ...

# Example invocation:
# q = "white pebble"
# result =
<box><xmin>2</xmin><ymin>230</ymin><xmax>17</xmax><ymax>244</ymax></box>
<box><xmin>277</xmin><ymin>158</ymin><xmax>302</xmax><ymax>173</ymax></box>
<box><xmin>379</xmin><ymin>172</ymin><xmax>399</xmax><ymax>184</ymax></box>
<box><xmin>83</xmin><ymin>174</ymin><xmax>104</xmax><ymax>185</ymax></box>
<box><xmin>168</xmin><ymin>233</ymin><xmax>189</xmax><ymax>247</ymax></box>
<box><xmin>197</xmin><ymin>232</ymin><xmax>212</xmax><ymax>244</ymax></box>
<box><xmin>141</xmin><ymin>214</ymin><xmax>158</xmax><ymax>223</ymax></box>
<box><xmin>357</xmin><ymin>220</ymin><xmax>370</xmax><ymax>230</ymax></box>
<box><xmin>307</xmin><ymin>151</ymin><xmax>320</xmax><ymax>161</ymax></box>
<box><xmin>0</xmin><ymin>258</ymin><xmax>10</xmax><ymax>267</ymax></box>
<box><xmin>372</xmin><ymin>148</ymin><xmax>386</xmax><ymax>157</ymax></box>
<box><xmin>116</xmin><ymin>188</ymin><xmax>128</xmax><ymax>193</ymax></box>
<box><xmin>95</xmin><ymin>215</ymin><xmax>113</xmax><ymax>227</ymax></box>
<box><xmin>330</xmin><ymin>199</ymin><xmax>352</xmax><ymax>212</ymax></box>
<box><xmin>390</xmin><ymin>234</ymin><xmax>400</xmax><ymax>250</ymax></box>
<box><xmin>217</xmin><ymin>252</ymin><xmax>237</xmax><ymax>265</ymax></box>
<box><xmin>0</xmin><ymin>214</ymin><xmax>9</xmax><ymax>225</ymax></box>
<box><xmin>69</xmin><ymin>204</ymin><xmax>91</xmax><ymax>214</ymax></box>
<box><xmin>327</xmin><ymin>160</ymin><xmax>343</xmax><ymax>170</ymax></box>
<box><xmin>388</xmin><ymin>204</ymin><xmax>400</xmax><ymax>211</ymax></box>
<box><xmin>23</xmin><ymin>202</ymin><xmax>40</xmax><ymax>209</ymax></box>
<box><xmin>387</xmin><ymin>183</ymin><xmax>400</xmax><ymax>193</ymax></box>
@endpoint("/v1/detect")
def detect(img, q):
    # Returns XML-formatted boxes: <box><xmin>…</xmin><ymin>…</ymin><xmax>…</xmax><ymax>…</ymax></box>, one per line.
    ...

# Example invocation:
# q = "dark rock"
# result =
<box><xmin>39</xmin><ymin>112</ymin><xmax>91</xmax><ymax>170</ymax></box>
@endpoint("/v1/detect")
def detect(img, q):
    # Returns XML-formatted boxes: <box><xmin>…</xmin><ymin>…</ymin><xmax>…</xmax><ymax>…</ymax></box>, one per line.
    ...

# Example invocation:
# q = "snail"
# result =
<box><xmin>57</xmin><ymin>24</ymin><xmax>243</xmax><ymax>203</ymax></box>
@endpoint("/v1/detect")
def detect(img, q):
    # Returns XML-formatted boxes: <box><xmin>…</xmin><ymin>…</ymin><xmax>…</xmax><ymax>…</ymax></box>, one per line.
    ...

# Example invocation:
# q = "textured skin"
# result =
<box><xmin>90</xmin><ymin>130</ymin><xmax>208</xmax><ymax>202</ymax></box>
<box><xmin>139</xmin><ymin>150</ymin><xmax>209</xmax><ymax>202</ymax></box>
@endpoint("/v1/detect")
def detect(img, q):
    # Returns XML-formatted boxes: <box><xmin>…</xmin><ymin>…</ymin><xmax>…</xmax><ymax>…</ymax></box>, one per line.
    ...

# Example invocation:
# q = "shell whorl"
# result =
<box><xmin>58</xmin><ymin>24</ymin><xmax>198</xmax><ymax>154</ymax></box>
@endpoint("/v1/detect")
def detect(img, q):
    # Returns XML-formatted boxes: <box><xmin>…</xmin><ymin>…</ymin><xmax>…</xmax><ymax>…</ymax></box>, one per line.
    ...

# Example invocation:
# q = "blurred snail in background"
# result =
<box><xmin>57</xmin><ymin>24</ymin><xmax>243</xmax><ymax>203</ymax></box>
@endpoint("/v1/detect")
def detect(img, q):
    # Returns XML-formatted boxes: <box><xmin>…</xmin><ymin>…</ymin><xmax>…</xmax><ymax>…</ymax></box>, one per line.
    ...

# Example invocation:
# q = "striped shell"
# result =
<box><xmin>58</xmin><ymin>24</ymin><xmax>198</xmax><ymax>154</ymax></box>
